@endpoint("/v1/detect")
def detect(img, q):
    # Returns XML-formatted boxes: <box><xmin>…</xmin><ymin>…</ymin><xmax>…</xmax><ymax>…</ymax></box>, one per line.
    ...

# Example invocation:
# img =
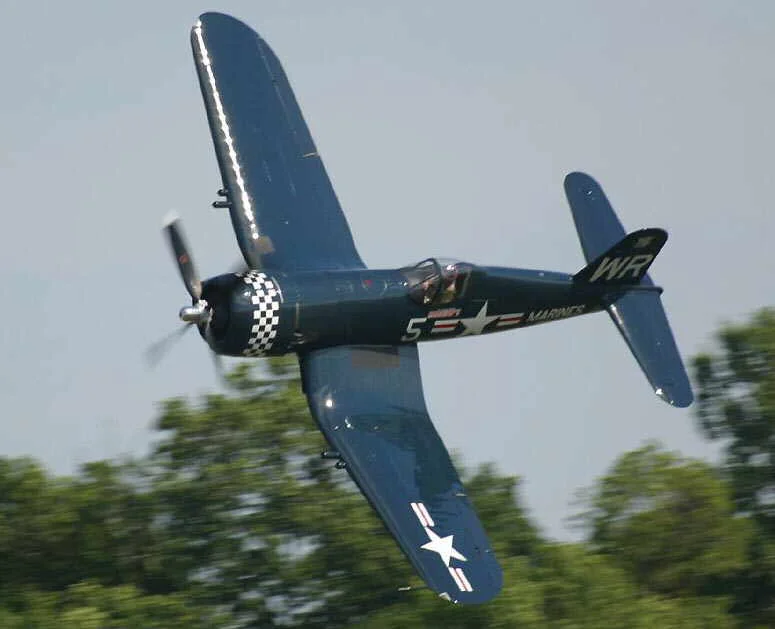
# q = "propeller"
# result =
<box><xmin>163</xmin><ymin>213</ymin><xmax>211</xmax><ymax>325</ymax></box>
<box><xmin>145</xmin><ymin>213</ymin><xmax>215</xmax><ymax>368</ymax></box>
<box><xmin>165</xmin><ymin>213</ymin><xmax>200</xmax><ymax>299</ymax></box>
<box><xmin>144</xmin><ymin>322</ymin><xmax>193</xmax><ymax>367</ymax></box>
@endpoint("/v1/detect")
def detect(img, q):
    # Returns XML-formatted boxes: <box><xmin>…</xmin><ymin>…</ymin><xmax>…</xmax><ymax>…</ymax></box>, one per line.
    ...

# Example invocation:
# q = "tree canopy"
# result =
<box><xmin>693</xmin><ymin>308</ymin><xmax>775</xmax><ymax>627</ymax></box>
<box><xmin>578</xmin><ymin>443</ymin><xmax>749</xmax><ymax>597</ymax></box>
<box><xmin>3</xmin><ymin>308</ymin><xmax>775</xmax><ymax>626</ymax></box>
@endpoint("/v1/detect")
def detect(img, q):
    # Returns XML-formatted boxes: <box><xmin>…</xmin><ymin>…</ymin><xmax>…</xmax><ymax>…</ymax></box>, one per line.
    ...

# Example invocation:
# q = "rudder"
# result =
<box><xmin>565</xmin><ymin>171</ymin><xmax>628</xmax><ymax>263</ymax></box>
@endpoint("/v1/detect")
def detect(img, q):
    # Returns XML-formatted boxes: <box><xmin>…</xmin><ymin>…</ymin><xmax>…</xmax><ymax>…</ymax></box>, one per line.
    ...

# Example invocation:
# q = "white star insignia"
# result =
<box><xmin>458</xmin><ymin>301</ymin><xmax>499</xmax><ymax>336</ymax></box>
<box><xmin>420</xmin><ymin>527</ymin><xmax>467</xmax><ymax>566</ymax></box>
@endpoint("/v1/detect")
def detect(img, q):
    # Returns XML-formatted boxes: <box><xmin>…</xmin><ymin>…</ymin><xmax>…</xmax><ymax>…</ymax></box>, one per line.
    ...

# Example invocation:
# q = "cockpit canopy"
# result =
<box><xmin>401</xmin><ymin>258</ymin><xmax>473</xmax><ymax>306</ymax></box>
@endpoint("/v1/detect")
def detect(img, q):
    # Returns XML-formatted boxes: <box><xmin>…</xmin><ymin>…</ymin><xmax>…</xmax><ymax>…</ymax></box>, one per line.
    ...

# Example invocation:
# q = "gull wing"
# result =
<box><xmin>191</xmin><ymin>12</ymin><xmax>364</xmax><ymax>271</ymax></box>
<box><xmin>300</xmin><ymin>345</ymin><xmax>502</xmax><ymax>603</ymax></box>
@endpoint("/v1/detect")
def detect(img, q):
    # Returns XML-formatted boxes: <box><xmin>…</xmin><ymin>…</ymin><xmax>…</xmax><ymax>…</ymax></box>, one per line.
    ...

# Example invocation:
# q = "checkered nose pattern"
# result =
<box><xmin>240</xmin><ymin>271</ymin><xmax>282</xmax><ymax>356</ymax></box>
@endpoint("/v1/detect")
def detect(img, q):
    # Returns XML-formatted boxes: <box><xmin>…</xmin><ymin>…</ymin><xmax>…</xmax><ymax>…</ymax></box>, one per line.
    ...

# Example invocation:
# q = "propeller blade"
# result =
<box><xmin>163</xmin><ymin>213</ymin><xmax>202</xmax><ymax>300</ymax></box>
<box><xmin>228</xmin><ymin>259</ymin><xmax>250</xmax><ymax>275</ymax></box>
<box><xmin>145</xmin><ymin>323</ymin><xmax>194</xmax><ymax>367</ymax></box>
<box><xmin>211</xmin><ymin>350</ymin><xmax>226</xmax><ymax>383</ymax></box>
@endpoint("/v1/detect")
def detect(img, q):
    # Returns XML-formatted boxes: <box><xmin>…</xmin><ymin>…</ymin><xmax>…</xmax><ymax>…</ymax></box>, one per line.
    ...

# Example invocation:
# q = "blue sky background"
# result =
<box><xmin>2</xmin><ymin>1</ymin><xmax>773</xmax><ymax>539</ymax></box>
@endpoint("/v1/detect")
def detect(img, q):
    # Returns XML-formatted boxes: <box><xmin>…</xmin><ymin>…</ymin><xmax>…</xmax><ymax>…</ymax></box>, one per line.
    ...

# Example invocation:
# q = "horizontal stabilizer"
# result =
<box><xmin>606</xmin><ymin>291</ymin><xmax>693</xmax><ymax>407</ymax></box>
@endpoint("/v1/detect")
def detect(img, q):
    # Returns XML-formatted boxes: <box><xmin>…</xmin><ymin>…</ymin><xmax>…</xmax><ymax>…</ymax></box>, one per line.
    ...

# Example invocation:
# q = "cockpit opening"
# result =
<box><xmin>401</xmin><ymin>258</ymin><xmax>473</xmax><ymax>306</ymax></box>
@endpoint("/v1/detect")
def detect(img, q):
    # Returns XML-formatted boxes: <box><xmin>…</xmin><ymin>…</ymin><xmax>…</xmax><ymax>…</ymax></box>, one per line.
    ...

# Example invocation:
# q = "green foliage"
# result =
<box><xmin>692</xmin><ymin>308</ymin><xmax>775</xmax><ymax>627</ymax></box>
<box><xmin>579</xmin><ymin>443</ymin><xmax>749</xmax><ymax>597</ymax></box>
<box><xmin>356</xmin><ymin>543</ymin><xmax>736</xmax><ymax>629</ymax></box>
<box><xmin>534</xmin><ymin>542</ymin><xmax>740</xmax><ymax>629</ymax></box>
<box><xmin>0</xmin><ymin>347</ymin><xmax>762</xmax><ymax>627</ymax></box>
<box><xmin>147</xmin><ymin>358</ymin><xmax>542</xmax><ymax>626</ymax></box>
<box><xmin>694</xmin><ymin>308</ymin><xmax>775</xmax><ymax>521</ymax></box>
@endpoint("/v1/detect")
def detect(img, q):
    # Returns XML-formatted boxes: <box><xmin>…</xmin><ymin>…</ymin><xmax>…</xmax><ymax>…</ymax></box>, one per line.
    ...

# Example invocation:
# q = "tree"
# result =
<box><xmin>147</xmin><ymin>358</ymin><xmax>417</xmax><ymax>626</ymax></box>
<box><xmin>146</xmin><ymin>358</ymin><xmax>541</xmax><ymax>626</ymax></box>
<box><xmin>146</xmin><ymin>357</ymin><xmax>741</xmax><ymax>627</ymax></box>
<box><xmin>0</xmin><ymin>457</ymin><xmax>209</xmax><ymax>628</ymax></box>
<box><xmin>578</xmin><ymin>443</ymin><xmax>749</xmax><ymax>598</ymax></box>
<box><xmin>535</xmin><ymin>543</ymin><xmax>736</xmax><ymax>629</ymax></box>
<box><xmin>694</xmin><ymin>308</ymin><xmax>775</xmax><ymax>523</ymax></box>
<box><xmin>0</xmin><ymin>353</ymin><xmax>752</xmax><ymax>627</ymax></box>
<box><xmin>693</xmin><ymin>308</ymin><xmax>775</xmax><ymax>627</ymax></box>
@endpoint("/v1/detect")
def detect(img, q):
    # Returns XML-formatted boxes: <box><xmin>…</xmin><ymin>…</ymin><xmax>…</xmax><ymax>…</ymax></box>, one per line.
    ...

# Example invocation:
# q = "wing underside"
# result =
<box><xmin>191</xmin><ymin>12</ymin><xmax>364</xmax><ymax>272</ymax></box>
<box><xmin>300</xmin><ymin>344</ymin><xmax>502</xmax><ymax>604</ymax></box>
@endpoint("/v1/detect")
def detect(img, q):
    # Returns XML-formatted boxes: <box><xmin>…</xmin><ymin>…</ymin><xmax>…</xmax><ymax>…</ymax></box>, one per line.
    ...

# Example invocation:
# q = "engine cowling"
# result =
<box><xmin>199</xmin><ymin>271</ymin><xmax>293</xmax><ymax>357</ymax></box>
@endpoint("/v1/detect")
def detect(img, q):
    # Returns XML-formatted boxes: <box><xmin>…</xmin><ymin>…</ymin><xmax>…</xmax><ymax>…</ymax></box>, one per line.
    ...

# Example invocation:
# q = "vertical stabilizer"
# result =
<box><xmin>565</xmin><ymin>171</ymin><xmax>628</xmax><ymax>262</ymax></box>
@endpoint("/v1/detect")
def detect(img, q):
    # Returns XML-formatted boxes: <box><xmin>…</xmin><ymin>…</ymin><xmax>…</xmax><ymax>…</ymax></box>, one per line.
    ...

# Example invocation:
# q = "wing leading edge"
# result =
<box><xmin>300</xmin><ymin>345</ymin><xmax>502</xmax><ymax>603</ymax></box>
<box><xmin>191</xmin><ymin>12</ymin><xmax>364</xmax><ymax>272</ymax></box>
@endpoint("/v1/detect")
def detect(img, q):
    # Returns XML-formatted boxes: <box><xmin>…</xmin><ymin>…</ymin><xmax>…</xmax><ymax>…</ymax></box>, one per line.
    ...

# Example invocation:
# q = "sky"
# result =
<box><xmin>1</xmin><ymin>0</ymin><xmax>773</xmax><ymax>540</ymax></box>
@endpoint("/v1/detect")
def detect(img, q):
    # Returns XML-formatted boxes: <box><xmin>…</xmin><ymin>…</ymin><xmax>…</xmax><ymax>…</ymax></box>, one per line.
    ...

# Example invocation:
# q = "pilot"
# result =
<box><xmin>439</xmin><ymin>265</ymin><xmax>458</xmax><ymax>304</ymax></box>
<box><xmin>420</xmin><ymin>277</ymin><xmax>436</xmax><ymax>304</ymax></box>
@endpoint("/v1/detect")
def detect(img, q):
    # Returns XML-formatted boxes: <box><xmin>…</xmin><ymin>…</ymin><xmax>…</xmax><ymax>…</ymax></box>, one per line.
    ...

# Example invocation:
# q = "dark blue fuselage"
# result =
<box><xmin>200</xmin><ymin>264</ymin><xmax>606</xmax><ymax>358</ymax></box>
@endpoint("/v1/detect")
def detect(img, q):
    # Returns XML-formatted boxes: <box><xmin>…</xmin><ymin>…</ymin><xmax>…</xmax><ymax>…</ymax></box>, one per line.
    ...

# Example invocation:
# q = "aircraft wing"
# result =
<box><xmin>191</xmin><ymin>12</ymin><xmax>364</xmax><ymax>272</ymax></box>
<box><xmin>300</xmin><ymin>345</ymin><xmax>503</xmax><ymax>603</ymax></box>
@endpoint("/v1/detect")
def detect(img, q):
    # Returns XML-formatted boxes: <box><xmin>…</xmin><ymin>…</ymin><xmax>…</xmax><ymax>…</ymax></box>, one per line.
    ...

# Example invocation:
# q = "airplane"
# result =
<box><xmin>158</xmin><ymin>11</ymin><xmax>693</xmax><ymax>604</ymax></box>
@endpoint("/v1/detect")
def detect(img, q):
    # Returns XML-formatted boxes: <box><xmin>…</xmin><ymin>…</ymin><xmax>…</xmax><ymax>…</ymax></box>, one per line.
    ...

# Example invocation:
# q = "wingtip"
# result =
<box><xmin>564</xmin><ymin>171</ymin><xmax>599</xmax><ymax>192</ymax></box>
<box><xmin>194</xmin><ymin>12</ymin><xmax>252</xmax><ymax>32</ymax></box>
<box><xmin>162</xmin><ymin>211</ymin><xmax>179</xmax><ymax>228</ymax></box>
<box><xmin>655</xmin><ymin>386</ymin><xmax>694</xmax><ymax>408</ymax></box>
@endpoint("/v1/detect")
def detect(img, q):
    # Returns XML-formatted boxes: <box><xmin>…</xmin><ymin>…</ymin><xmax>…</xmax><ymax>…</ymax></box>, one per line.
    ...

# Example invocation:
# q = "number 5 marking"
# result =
<box><xmin>401</xmin><ymin>317</ymin><xmax>427</xmax><ymax>342</ymax></box>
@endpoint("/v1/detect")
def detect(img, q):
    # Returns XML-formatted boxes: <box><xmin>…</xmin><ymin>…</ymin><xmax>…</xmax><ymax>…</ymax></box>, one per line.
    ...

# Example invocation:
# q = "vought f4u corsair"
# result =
<box><xmin>159</xmin><ymin>12</ymin><xmax>693</xmax><ymax>604</ymax></box>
